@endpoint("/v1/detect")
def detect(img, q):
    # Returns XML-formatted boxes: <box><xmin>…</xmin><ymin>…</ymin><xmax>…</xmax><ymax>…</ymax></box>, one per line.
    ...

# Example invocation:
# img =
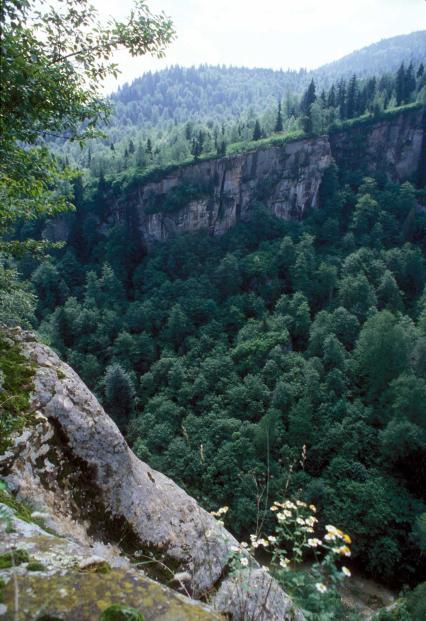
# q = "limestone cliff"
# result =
<box><xmin>130</xmin><ymin>136</ymin><xmax>332</xmax><ymax>242</ymax></box>
<box><xmin>107</xmin><ymin>106</ymin><xmax>424</xmax><ymax>244</ymax></box>
<box><xmin>0</xmin><ymin>327</ymin><xmax>301</xmax><ymax>621</ymax></box>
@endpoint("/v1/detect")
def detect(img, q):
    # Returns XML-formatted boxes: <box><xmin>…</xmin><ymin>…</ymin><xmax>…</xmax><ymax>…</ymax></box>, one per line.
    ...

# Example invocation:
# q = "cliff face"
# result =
<box><xmin>108</xmin><ymin>107</ymin><xmax>424</xmax><ymax>244</ymax></box>
<box><xmin>133</xmin><ymin>136</ymin><xmax>332</xmax><ymax>242</ymax></box>
<box><xmin>330</xmin><ymin>107</ymin><xmax>425</xmax><ymax>181</ymax></box>
<box><xmin>0</xmin><ymin>327</ymin><xmax>301</xmax><ymax>621</ymax></box>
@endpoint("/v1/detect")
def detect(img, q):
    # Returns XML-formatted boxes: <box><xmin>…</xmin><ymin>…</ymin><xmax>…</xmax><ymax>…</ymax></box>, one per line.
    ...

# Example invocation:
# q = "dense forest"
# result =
<box><xmin>21</xmin><ymin>152</ymin><xmax>426</xmax><ymax>592</ymax></box>
<box><xmin>54</xmin><ymin>32</ymin><xmax>426</xmax><ymax>177</ymax></box>
<box><xmin>2</xmin><ymin>0</ymin><xmax>426</xmax><ymax>618</ymax></box>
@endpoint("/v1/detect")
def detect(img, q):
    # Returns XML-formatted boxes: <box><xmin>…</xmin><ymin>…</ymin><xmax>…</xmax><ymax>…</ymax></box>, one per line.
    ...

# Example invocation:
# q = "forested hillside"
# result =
<box><xmin>27</xmin><ymin>144</ymin><xmax>426</xmax><ymax>590</ymax></box>
<box><xmin>55</xmin><ymin>33</ymin><xmax>426</xmax><ymax>178</ymax></box>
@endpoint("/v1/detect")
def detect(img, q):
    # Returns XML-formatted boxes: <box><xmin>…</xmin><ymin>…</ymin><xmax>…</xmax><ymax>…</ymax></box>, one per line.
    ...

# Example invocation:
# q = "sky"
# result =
<box><xmin>93</xmin><ymin>0</ymin><xmax>426</xmax><ymax>92</ymax></box>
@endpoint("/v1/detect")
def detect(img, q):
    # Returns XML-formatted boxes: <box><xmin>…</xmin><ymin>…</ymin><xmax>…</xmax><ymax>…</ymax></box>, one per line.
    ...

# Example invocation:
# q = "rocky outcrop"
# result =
<box><xmin>0</xmin><ymin>327</ymin><xmax>301</xmax><ymax>621</ymax></box>
<box><xmin>0</xmin><ymin>509</ymin><xmax>223</xmax><ymax>621</ymax></box>
<box><xmin>44</xmin><ymin>107</ymin><xmax>425</xmax><ymax>246</ymax></box>
<box><xmin>330</xmin><ymin>106</ymin><xmax>425</xmax><ymax>181</ymax></box>
<box><xmin>111</xmin><ymin>107</ymin><xmax>424</xmax><ymax>244</ymax></box>
<box><xmin>132</xmin><ymin>136</ymin><xmax>332</xmax><ymax>242</ymax></box>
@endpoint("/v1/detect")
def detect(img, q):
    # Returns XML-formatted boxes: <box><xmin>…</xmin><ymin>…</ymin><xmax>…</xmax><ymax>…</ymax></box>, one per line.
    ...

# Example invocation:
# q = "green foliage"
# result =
<box><xmin>100</xmin><ymin>604</ymin><xmax>145</xmax><ymax>621</ymax></box>
<box><xmin>104</xmin><ymin>363</ymin><xmax>136</xmax><ymax>430</ymax></box>
<box><xmin>33</xmin><ymin>166</ymin><xmax>426</xmax><ymax>587</ymax></box>
<box><xmin>0</xmin><ymin>549</ymin><xmax>30</xmax><ymax>569</ymax></box>
<box><xmin>0</xmin><ymin>0</ymin><xmax>174</xmax><ymax>251</ymax></box>
<box><xmin>0</xmin><ymin>258</ymin><xmax>36</xmax><ymax>327</ymax></box>
<box><xmin>0</xmin><ymin>335</ymin><xmax>35</xmax><ymax>452</ymax></box>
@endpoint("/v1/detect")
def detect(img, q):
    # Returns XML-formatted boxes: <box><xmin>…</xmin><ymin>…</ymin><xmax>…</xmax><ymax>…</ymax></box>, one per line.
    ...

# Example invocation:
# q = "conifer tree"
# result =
<box><xmin>405</xmin><ymin>62</ymin><xmax>416</xmax><ymax>102</ymax></box>
<box><xmin>396</xmin><ymin>63</ymin><xmax>406</xmax><ymax>106</ymax></box>
<box><xmin>274</xmin><ymin>101</ymin><xmax>284</xmax><ymax>132</ymax></box>
<box><xmin>300</xmin><ymin>79</ymin><xmax>317</xmax><ymax>115</ymax></box>
<box><xmin>346</xmin><ymin>75</ymin><xmax>358</xmax><ymax>119</ymax></box>
<box><xmin>104</xmin><ymin>363</ymin><xmax>136</xmax><ymax>429</ymax></box>
<box><xmin>252</xmin><ymin>119</ymin><xmax>262</xmax><ymax>141</ymax></box>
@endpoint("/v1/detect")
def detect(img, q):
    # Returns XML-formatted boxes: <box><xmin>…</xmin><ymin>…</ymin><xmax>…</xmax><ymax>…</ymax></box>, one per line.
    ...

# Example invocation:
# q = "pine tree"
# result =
<box><xmin>191</xmin><ymin>130</ymin><xmax>205</xmax><ymax>160</ymax></box>
<box><xmin>337</xmin><ymin>79</ymin><xmax>346</xmax><ymax>119</ymax></box>
<box><xmin>404</xmin><ymin>62</ymin><xmax>416</xmax><ymax>102</ymax></box>
<box><xmin>396</xmin><ymin>63</ymin><xmax>406</xmax><ymax>106</ymax></box>
<box><xmin>327</xmin><ymin>85</ymin><xmax>336</xmax><ymax>108</ymax></box>
<box><xmin>346</xmin><ymin>74</ymin><xmax>358</xmax><ymax>119</ymax></box>
<box><xmin>146</xmin><ymin>138</ymin><xmax>153</xmax><ymax>157</ymax></box>
<box><xmin>252</xmin><ymin>119</ymin><xmax>262</xmax><ymax>141</ymax></box>
<box><xmin>274</xmin><ymin>101</ymin><xmax>283</xmax><ymax>132</ymax></box>
<box><xmin>128</xmin><ymin>139</ymin><xmax>135</xmax><ymax>154</ymax></box>
<box><xmin>417</xmin><ymin>63</ymin><xmax>425</xmax><ymax>79</ymax></box>
<box><xmin>104</xmin><ymin>363</ymin><xmax>136</xmax><ymax>429</ymax></box>
<box><xmin>300</xmin><ymin>79</ymin><xmax>316</xmax><ymax>115</ymax></box>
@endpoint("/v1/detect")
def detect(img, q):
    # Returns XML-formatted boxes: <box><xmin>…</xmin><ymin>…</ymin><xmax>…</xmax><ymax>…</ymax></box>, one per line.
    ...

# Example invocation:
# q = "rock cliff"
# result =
<box><xmin>0</xmin><ymin>327</ymin><xmax>301</xmax><ymax>621</ymax></box>
<box><xmin>108</xmin><ymin>106</ymin><xmax>424</xmax><ymax>244</ymax></box>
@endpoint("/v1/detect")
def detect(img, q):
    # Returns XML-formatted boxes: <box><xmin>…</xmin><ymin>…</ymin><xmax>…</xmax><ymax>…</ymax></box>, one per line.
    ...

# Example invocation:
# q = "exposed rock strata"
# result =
<box><xmin>44</xmin><ymin>107</ymin><xmax>425</xmax><ymax>246</ymax></box>
<box><xmin>134</xmin><ymin>136</ymin><xmax>332</xmax><ymax>241</ymax></box>
<box><xmin>0</xmin><ymin>327</ymin><xmax>301</xmax><ymax>621</ymax></box>
<box><xmin>118</xmin><ymin>107</ymin><xmax>425</xmax><ymax>243</ymax></box>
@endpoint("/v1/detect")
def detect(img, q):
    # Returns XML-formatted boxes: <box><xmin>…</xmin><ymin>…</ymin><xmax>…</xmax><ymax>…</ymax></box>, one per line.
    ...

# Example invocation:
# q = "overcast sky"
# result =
<box><xmin>93</xmin><ymin>0</ymin><xmax>426</xmax><ymax>92</ymax></box>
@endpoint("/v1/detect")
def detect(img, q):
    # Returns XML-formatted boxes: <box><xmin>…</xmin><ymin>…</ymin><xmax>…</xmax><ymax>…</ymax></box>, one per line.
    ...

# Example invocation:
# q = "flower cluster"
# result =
<box><xmin>268</xmin><ymin>497</ymin><xmax>353</xmax><ymax>592</ymax></box>
<box><xmin>211</xmin><ymin>496</ymin><xmax>353</xmax><ymax>614</ymax></box>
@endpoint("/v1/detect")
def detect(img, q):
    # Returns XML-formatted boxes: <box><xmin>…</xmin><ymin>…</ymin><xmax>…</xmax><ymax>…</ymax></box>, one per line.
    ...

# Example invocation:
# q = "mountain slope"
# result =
<box><xmin>112</xmin><ymin>31</ymin><xmax>426</xmax><ymax>124</ymax></box>
<box><xmin>315</xmin><ymin>31</ymin><xmax>426</xmax><ymax>82</ymax></box>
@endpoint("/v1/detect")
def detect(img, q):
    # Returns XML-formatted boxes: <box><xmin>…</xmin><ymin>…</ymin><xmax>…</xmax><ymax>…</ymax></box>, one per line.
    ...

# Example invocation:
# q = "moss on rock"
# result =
<box><xmin>0</xmin><ymin>334</ymin><xmax>35</xmax><ymax>452</ymax></box>
<box><xmin>0</xmin><ymin>548</ymin><xmax>30</xmax><ymax>569</ymax></box>
<box><xmin>2</xmin><ymin>568</ymin><xmax>224</xmax><ymax>621</ymax></box>
<box><xmin>100</xmin><ymin>604</ymin><xmax>145</xmax><ymax>621</ymax></box>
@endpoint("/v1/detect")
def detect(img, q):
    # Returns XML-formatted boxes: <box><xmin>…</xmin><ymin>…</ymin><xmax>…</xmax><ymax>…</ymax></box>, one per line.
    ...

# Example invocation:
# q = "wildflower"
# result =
<box><xmin>338</xmin><ymin>545</ymin><xmax>351</xmax><ymax>557</ymax></box>
<box><xmin>230</xmin><ymin>545</ymin><xmax>240</xmax><ymax>553</ymax></box>
<box><xmin>309</xmin><ymin>504</ymin><xmax>317</xmax><ymax>512</ymax></box>
<box><xmin>268</xmin><ymin>536</ymin><xmax>277</xmax><ymax>544</ymax></box>
<box><xmin>307</xmin><ymin>538</ymin><xmax>322</xmax><ymax>547</ymax></box>
<box><xmin>296</xmin><ymin>517</ymin><xmax>305</xmax><ymax>525</ymax></box>
<box><xmin>325</xmin><ymin>525</ymin><xmax>339</xmax><ymax>534</ymax></box>
<box><xmin>343</xmin><ymin>533</ymin><xmax>352</xmax><ymax>544</ymax></box>
<box><xmin>240</xmin><ymin>557</ymin><xmax>249</xmax><ymax>567</ymax></box>
<box><xmin>279</xmin><ymin>558</ymin><xmax>290</xmax><ymax>569</ymax></box>
<box><xmin>240</xmin><ymin>542</ymin><xmax>248</xmax><ymax>549</ymax></box>
<box><xmin>315</xmin><ymin>582</ymin><xmax>327</xmax><ymax>593</ymax></box>
<box><xmin>277</xmin><ymin>512</ymin><xmax>286</xmax><ymax>522</ymax></box>
<box><xmin>306</xmin><ymin>516</ymin><xmax>318</xmax><ymax>526</ymax></box>
<box><xmin>217</xmin><ymin>519</ymin><xmax>224</xmax><ymax>527</ymax></box>
<box><xmin>304</xmin><ymin>526</ymin><xmax>314</xmax><ymax>533</ymax></box>
<box><xmin>296</xmin><ymin>500</ymin><xmax>307</xmax><ymax>507</ymax></box>
<box><xmin>342</xmin><ymin>566</ymin><xmax>351</xmax><ymax>577</ymax></box>
<box><xmin>217</xmin><ymin>506</ymin><xmax>229</xmax><ymax>515</ymax></box>
<box><xmin>325</xmin><ymin>532</ymin><xmax>337</xmax><ymax>541</ymax></box>
<box><xmin>283</xmin><ymin>500</ymin><xmax>296</xmax><ymax>510</ymax></box>
<box><xmin>270</xmin><ymin>505</ymin><xmax>279</xmax><ymax>512</ymax></box>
